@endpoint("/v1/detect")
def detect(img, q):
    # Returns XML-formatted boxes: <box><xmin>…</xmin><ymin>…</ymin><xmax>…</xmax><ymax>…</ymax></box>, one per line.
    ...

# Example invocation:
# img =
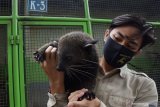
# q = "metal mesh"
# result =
<box><xmin>92</xmin><ymin>23</ymin><xmax>160</xmax><ymax>106</ymax></box>
<box><xmin>0</xmin><ymin>0</ymin><xmax>12</xmax><ymax>16</ymax></box>
<box><xmin>19</xmin><ymin>0</ymin><xmax>85</xmax><ymax>17</ymax></box>
<box><xmin>0</xmin><ymin>25</ymin><xmax>9</xmax><ymax>107</ymax></box>
<box><xmin>128</xmin><ymin>26</ymin><xmax>160</xmax><ymax>106</ymax></box>
<box><xmin>23</xmin><ymin>25</ymin><xmax>83</xmax><ymax>107</ymax></box>
<box><xmin>89</xmin><ymin>0</ymin><xmax>160</xmax><ymax>21</ymax></box>
<box><xmin>92</xmin><ymin>23</ymin><xmax>108</xmax><ymax>57</ymax></box>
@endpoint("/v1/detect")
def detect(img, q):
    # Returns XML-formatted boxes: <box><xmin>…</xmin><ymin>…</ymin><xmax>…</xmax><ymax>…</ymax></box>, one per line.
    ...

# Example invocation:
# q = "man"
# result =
<box><xmin>41</xmin><ymin>14</ymin><xmax>158</xmax><ymax>107</ymax></box>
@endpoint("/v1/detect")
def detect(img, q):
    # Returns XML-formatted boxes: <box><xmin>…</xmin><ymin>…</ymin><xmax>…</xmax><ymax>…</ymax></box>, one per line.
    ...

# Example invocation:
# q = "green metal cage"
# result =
<box><xmin>0</xmin><ymin>0</ymin><xmax>160</xmax><ymax>107</ymax></box>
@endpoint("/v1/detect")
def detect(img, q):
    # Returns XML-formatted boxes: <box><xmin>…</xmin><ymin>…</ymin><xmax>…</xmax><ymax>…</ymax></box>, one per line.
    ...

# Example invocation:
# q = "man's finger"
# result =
<box><xmin>68</xmin><ymin>101</ymin><xmax>84</xmax><ymax>107</ymax></box>
<box><xmin>68</xmin><ymin>90</ymin><xmax>83</xmax><ymax>100</ymax></box>
<box><xmin>69</xmin><ymin>92</ymin><xmax>85</xmax><ymax>102</ymax></box>
<box><xmin>68</xmin><ymin>89</ymin><xmax>88</xmax><ymax>101</ymax></box>
<box><xmin>45</xmin><ymin>46</ymin><xmax>53</xmax><ymax>61</ymax></box>
<box><xmin>51</xmin><ymin>47</ymin><xmax>57</xmax><ymax>60</ymax></box>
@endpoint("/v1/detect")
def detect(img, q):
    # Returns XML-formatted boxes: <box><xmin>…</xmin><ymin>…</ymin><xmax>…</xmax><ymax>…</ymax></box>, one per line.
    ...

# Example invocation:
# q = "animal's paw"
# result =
<box><xmin>77</xmin><ymin>91</ymin><xmax>95</xmax><ymax>101</ymax></box>
<box><xmin>33</xmin><ymin>40</ymin><xmax>58</xmax><ymax>62</ymax></box>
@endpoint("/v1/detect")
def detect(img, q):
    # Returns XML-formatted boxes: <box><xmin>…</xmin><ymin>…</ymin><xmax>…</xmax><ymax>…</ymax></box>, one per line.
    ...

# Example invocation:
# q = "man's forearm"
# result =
<box><xmin>50</xmin><ymin>81</ymin><xmax>65</xmax><ymax>94</ymax></box>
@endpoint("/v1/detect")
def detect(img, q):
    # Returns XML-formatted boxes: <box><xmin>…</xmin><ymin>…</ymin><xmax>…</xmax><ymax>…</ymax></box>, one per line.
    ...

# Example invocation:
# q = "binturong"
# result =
<box><xmin>33</xmin><ymin>31</ymin><xmax>99</xmax><ymax>101</ymax></box>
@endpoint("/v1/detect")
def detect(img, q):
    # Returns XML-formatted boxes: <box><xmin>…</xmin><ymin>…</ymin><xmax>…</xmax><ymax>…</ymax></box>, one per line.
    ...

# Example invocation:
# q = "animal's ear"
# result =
<box><xmin>84</xmin><ymin>40</ymin><xmax>98</xmax><ymax>48</ymax></box>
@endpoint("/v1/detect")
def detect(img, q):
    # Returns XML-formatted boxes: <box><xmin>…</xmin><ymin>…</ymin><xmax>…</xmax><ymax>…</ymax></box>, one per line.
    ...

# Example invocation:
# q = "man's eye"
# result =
<box><xmin>113</xmin><ymin>35</ymin><xmax>122</xmax><ymax>42</ymax></box>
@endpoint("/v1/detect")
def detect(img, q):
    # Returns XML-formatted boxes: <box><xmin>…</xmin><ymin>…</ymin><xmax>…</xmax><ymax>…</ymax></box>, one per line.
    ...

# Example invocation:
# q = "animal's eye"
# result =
<box><xmin>66</xmin><ymin>56</ymin><xmax>72</xmax><ymax>61</ymax></box>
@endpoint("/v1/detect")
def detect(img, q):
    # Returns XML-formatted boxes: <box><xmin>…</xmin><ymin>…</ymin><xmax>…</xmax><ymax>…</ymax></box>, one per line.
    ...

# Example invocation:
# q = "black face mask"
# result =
<box><xmin>103</xmin><ymin>36</ymin><xmax>136</xmax><ymax>68</ymax></box>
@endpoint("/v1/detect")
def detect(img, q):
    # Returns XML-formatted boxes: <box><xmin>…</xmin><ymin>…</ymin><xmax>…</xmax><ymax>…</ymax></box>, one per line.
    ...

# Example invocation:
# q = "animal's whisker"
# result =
<box><xmin>68</xmin><ymin>69</ymin><xmax>82</xmax><ymax>83</ymax></box>
<box><xmin>65</xmin><ymin>71</ymin><xmax>72</xmax><ymax>85</ymax></box>
<box><xmin>69</xmin><ymin>67</ymin><xmax>96</xmax><ymax>78</ymax></box>
<box><xmin>70</xmin><ymin>64</ymin><xmax>97</xmax><ymax>69</ymax></box>
<box><xmin>66</xmin><ymin>70</ymin><xmax>73</xmax><ymax>81</ymax></box>
<box><xmin>81</xmin><ymin>59</ymin><xmax>98</xmax><ymax>65</ymax></box>
<box><xmin>69</xmin><ymin>68</ymin><xmax>93</xmax><ymax>80</ymax></box>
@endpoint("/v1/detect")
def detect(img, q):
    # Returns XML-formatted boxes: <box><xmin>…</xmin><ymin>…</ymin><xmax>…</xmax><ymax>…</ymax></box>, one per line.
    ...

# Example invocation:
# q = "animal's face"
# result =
<box><xmin>57</xmin><ymin>43</ymin><xmax>98</xmax><ymax>92</ymax></box>
<box><xmin>57</xmin><ymin>45</ymin><xmax>85</xmax><ymax>72</ymax></box>
<box><xmin>55</xmin><ymin>33</ymin><xmax>99</xmax><ymax>92</ymax></box>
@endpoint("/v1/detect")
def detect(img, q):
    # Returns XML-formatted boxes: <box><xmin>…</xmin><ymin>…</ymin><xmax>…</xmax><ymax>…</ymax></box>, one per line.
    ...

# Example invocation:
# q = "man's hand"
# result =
<box><xmin>68</xmin><ymin>98</ymin><xmax>100</xmax><ymax>107</ymax></box>
<box><xmin>40</xmin><ymin>46</ymin><xmax>65</xmax><ymax>94</ymax></box>
<box><xmin>67</xmin><ymin>89</ymin><xmax>101</xmax><ymax>107</ymax></box>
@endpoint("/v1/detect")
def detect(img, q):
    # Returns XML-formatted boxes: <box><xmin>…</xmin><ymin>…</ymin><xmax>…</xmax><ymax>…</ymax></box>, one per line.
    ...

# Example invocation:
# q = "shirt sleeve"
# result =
<box><xmin>100</xmin><ymin>101</ymin><xmax>107</xmax><ymax>107</ymax></box>
<box><xmin>47</xmin><ymin>92</ymin><xmax>68</xmax><ymax>107</ymax></box>
<box><xmin>133</xmin><ymin>78</ymin><xmax>158</xmax><ymax>107</ymax></box>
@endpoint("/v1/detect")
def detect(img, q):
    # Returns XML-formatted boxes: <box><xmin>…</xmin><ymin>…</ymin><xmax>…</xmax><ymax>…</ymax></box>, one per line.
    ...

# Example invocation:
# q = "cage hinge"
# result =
<box><xmin>10</xmin><ymin>36</ymin><xmax>14</xmax><ymax>44</ymax></box>
<box><xmin>15</xmin><ymin>35</ymin><xmax>20</xmax><ymax>44</ymax></box>
<box><xmin>10</xmin><ymin>35</ymin><xmax>20</xmax><ymax>45</ymax></box>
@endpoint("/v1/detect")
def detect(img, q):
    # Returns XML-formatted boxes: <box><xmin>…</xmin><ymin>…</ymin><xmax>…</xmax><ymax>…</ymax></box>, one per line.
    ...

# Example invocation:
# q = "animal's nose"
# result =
<box><xmin>56</xmin><ymin>64</ymin><xmax>65</xmax><ymax>72</ymax></box>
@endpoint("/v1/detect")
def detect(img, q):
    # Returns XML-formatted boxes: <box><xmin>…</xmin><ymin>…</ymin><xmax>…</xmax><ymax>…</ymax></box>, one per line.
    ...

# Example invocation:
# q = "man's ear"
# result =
<box><xmin>104</xmin><ymin>29</ymin><xmax>110</xmax><ymax>42</ymax></box>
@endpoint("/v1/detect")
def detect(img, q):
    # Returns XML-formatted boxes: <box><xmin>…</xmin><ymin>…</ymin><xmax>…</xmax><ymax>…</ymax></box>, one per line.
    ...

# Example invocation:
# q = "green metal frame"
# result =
<box><xmin>18</xmin><ymin>21</ymin><xmax>88</xmax><ymax>107</ymax></box>
<box><xmin>0</xmin><ymin>21</ymin><xmax>14</xmax><ymax>107</ymax></box>
<box><xmin>7</xmin><ymin>21</ymin><xmax>14</xmax><ymax>107</ymax></box>
<box><xmin>0</xmin><ymin>0</ymin><xmax>159</xmax><ymax>107</ymax></box>
<box><xmin>0</xmin><ymin>16</ymin><xmax>12</xmax><ymax>20</ymax></box>
<box><xmin>12</xmin><ymin>0</ymin><xmax>21</xmax><ymax>107</ymax></box>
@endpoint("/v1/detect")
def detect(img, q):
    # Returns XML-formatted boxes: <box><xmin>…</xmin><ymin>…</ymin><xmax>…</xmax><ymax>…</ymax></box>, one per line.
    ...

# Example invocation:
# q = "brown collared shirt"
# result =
<box><xmin>48</xmin><ymin>65</ymin><xmax>158</xmax><ymax>107</ymax></box>
<box><xmin>94</xmin><ymin>65</ymin><xmax>158</xmax><ymax>107</ymax></box>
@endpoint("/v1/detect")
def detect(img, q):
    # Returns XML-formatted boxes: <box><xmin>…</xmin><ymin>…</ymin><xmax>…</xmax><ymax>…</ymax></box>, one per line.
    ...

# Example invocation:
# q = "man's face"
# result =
<box><xmin>107</xmin><ymin>25</ymin><xmax>143</xmax><ymax>52</ymax></box>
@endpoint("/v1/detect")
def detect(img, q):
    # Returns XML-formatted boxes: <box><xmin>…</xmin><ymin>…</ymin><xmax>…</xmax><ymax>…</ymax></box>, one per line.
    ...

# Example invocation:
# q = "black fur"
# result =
<box><xmin>57</xmin><ymin>32</ymin><xmax>98</xmax><ymax>93</ymax></box>
<box><xmin>34</xmin><ymin>31</ymin><xmax>99</xmax><ymax>100</ymax></box>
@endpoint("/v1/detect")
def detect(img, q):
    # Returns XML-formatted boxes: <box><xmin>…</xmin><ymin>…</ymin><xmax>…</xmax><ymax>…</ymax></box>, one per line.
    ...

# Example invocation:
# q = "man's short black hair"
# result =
<box><xmin>109</xmin><ymin>14</ymin><xmax>156</xmax><ymax>49</ymax></box>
